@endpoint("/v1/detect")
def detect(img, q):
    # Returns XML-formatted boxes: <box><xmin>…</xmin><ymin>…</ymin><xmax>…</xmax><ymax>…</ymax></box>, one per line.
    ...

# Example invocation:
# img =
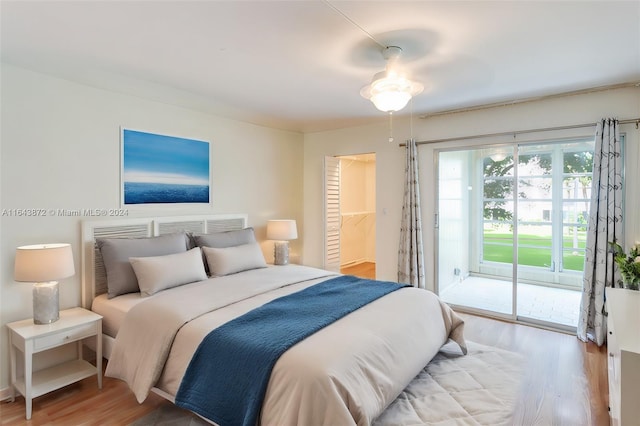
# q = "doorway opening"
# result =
<box><xmin>326</xmin><ymin>153</ymin><xmax>376</xmax><ymax>279</ymax></box>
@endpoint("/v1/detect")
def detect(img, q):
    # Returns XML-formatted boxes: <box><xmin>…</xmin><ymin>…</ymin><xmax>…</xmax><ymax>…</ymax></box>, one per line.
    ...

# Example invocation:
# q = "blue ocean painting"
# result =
<box><xmin>122</xmin><ymin>129</ymin><xmax>210</xmax><ymax>204</ymax></box>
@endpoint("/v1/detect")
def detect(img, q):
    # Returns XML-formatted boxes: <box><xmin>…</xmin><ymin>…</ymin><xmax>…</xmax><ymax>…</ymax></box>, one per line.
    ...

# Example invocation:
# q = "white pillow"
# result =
<box><xmin>202</xmin><ymin>243</ymin><xmax>267</xmax><ymax>277</ymax></box>
<box><xmin>130</xmin><ymin>247</ymin><xmax>207</xmax><ymax>296</ymax></box>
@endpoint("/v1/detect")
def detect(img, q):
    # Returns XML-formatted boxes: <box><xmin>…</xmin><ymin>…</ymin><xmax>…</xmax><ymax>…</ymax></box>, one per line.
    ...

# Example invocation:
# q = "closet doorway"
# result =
<box><xmin>324</xmin><ymin>153</ymin><xmax>376</xmax><ymax>279</ymax></box>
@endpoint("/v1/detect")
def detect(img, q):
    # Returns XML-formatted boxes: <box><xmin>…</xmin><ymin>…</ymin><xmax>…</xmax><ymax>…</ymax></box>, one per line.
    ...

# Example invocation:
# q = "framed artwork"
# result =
<box><xmin>121</xmin><ymin>128</ymin><xmax>211</xmax><ymax>206</ymax></box>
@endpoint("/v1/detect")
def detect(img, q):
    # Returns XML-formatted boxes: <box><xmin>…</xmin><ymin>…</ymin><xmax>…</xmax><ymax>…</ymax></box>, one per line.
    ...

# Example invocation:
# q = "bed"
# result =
<box><xmin>81</xmin><ymin>214</ymin><xmax>466</xmax><ymax>426</ymax></box>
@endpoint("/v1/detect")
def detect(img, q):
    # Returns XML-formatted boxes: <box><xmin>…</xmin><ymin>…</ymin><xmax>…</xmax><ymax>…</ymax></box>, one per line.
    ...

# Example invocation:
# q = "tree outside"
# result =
<box><xmin>482</xmin><ymin>148</ymin><xmax>593</xmax><ymax>271</ymax></box>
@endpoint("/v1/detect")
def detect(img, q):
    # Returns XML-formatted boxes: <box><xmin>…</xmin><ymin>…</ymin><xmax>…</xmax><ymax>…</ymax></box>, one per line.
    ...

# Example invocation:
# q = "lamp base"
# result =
<box><xmin>273</xmin><ymin>241</ymin><xmax>290</xmax><ymax>266</ymax></box>
<box><xmin>33</xmin><ymin>282</ymin><xmax>59</xmax><ymax>324</ymax></box>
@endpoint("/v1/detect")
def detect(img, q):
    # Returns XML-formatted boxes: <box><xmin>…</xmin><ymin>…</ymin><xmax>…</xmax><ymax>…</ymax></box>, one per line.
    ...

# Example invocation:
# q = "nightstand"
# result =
<box><xmin>6</xmin><ymin>307</ymin><xmax>103</xmax><ymax>420</ymax></box>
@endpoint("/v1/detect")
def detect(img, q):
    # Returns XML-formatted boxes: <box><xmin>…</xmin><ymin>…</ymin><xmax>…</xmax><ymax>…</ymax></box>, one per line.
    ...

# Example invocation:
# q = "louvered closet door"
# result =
<box><xmin>324</xmin><ymin>156</ymin><xmax>341</xmax><ymax>272</ymax></box>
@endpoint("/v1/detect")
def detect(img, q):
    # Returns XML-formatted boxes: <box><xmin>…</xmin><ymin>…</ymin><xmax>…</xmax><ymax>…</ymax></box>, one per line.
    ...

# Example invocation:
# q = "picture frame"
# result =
<box><xmin>120</xmin><ymin>128</ymin><xmax>211</xmax><ymax>206</ymax></box>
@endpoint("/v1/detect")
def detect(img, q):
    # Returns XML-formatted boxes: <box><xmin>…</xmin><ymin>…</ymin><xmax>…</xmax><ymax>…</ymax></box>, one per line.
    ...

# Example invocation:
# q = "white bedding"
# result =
<box><xmin>91</xmin><ymin>292</ymin><xmax>145</xmax><ymax>338</ymax></box>
<box><xmin>105</xmin><ymin>265</ymin><xmax>466</xmax><ymax>426</ymax></box>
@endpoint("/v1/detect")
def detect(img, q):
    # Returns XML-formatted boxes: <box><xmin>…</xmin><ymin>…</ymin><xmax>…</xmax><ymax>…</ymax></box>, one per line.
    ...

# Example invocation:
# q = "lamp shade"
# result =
<box><xmin>15</xmin><ymin>243</ymin><xmax>75</xmax><ymax>282</ymax></box>
<box><xmin>266</xmin><ymin>220</ymin><xmax>298</xmax><ymax>241</ymax></box>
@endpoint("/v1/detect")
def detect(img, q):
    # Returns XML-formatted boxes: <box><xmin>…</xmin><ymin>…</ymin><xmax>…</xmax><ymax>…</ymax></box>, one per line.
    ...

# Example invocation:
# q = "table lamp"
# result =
<box><xmin>14</xmin><ymin>243</ymin><xmax>75</xmax><ymax>324</ymax></box>
<box><xmin>266</xmin><ymin>220</ymin><xmax>298</xmax><ymax>265</ymax></box>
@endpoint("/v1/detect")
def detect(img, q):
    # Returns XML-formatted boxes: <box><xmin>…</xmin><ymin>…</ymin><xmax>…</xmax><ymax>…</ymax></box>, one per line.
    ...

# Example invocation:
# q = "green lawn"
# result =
<box><xmin>483</xmin><ymin>232</ymin><xmax>586</xmax><ymax>271</ymax></box>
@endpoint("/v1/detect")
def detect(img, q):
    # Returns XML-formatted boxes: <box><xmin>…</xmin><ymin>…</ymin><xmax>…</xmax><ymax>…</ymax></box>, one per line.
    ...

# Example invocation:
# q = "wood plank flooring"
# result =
<box><xmin>0</xmin><ymin>312</ymin><xmax>608</xmax><ymax>425</ymax></box>
<box><xmin>458</xmin><ymin>313</ymin><xmax>609</xmax><ymax>426</ymax></box>
<box><xmin>0</xmin><ymin>367</ymin><xmax>167</xmax><ymax>425</ymax></box>
<box><xmin>341</xmin><ymin>261</ymin><xmax>376</xmax><ymax>279</ymax></box>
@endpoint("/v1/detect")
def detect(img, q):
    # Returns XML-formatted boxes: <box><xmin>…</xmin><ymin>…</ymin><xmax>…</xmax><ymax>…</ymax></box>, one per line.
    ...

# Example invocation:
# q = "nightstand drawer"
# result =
<box><xmin>33</xmin><ymin>322</ymin><xmax>96</xmax><ymax>351</ymax></box>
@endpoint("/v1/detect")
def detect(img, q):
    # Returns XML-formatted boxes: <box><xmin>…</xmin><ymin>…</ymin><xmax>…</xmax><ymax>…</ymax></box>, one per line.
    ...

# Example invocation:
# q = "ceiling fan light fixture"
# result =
<box><xmin>489</xmin><ymin>151</ymin><xmax>508</xmax><ymax>162</ymax></box>
<box><xmin>370</xmin><ymin>90</ymin><xmax>412</xmax><ymax>113</ymax></box>
<box><xmin>360</xmin><ymin>46</ymin><xmax>423</xmax><ymax>113</ymax></box>
<box><xmin>361</xmin><ymin>71</ymin><xmax>423</xmax><ymax>112</ymax></box>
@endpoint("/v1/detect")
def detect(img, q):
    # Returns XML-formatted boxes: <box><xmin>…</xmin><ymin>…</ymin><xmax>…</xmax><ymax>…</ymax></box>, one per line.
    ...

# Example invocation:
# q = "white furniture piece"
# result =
<box><xmin>7</xmin><ymin>307</ymin><xmax>103</xmax><ymax>420</ymax></box>
<box><xmin>606</xmin><ymin>287</ymin><xmax>640</xmax><ymax>426</ymax></box>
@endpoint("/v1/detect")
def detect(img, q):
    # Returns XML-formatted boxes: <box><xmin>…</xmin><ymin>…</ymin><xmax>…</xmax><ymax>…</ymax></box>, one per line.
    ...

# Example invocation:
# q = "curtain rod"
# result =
<box><xmin>399</xmin><ymin>118</ymin><xmax>640</xmax><ymax>147</ymax></box>
<box><xmin>418</xmin><ymin>82</ymin><xmax>639</xmax><ymax>119</ymax></box>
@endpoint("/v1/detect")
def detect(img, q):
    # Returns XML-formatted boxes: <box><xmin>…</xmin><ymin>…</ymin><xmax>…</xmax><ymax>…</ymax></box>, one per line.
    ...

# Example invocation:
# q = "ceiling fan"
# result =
<box><xmin>323</xmin><ymin>0</ymin><xmax>424</xmax><ymax>114</ymax></box>
<box><xmin>360</xmin><ymin>45</ymin><xmax>424</xmax><ymax>113</ymax></box>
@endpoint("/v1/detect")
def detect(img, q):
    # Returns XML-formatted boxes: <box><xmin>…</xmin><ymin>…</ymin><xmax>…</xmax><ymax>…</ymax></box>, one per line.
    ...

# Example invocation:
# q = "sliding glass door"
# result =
<box><xmin>437</xmin><ymin>139</ymin><xmax>594</xmax><ymax>328</ymax></box>
<box><xmin>437</xmin><ymin>147</ymin><xmax>515</xmax><ymax>316</ymax></box>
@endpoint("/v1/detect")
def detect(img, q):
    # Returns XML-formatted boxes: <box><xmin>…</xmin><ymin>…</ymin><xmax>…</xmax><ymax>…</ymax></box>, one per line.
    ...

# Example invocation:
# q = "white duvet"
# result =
<box><xmin>106</xmin><ymin>265</ymin><xmax>466</xmax><ymax>426</ymax></box>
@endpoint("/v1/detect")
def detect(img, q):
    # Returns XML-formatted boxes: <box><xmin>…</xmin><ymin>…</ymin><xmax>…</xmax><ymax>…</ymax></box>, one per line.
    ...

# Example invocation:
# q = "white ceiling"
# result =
<box><xmin>2</xmin><ymin>1</ymin><xmax>639</xmax><ymax>133</ymax></box>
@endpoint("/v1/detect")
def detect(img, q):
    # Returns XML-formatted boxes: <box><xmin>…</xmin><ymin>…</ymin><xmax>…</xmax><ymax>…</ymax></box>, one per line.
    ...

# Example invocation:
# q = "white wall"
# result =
<box><xmin>304</xmin><ymin>87</ymin><xmax>640</xmax><ymax>287</ymax></box>
<box><xmin>304</xmin><ymin>124</ymin><xmax>407</xmax><ymax>281</ymax></box>
<box><xmin>0</xmin><ymin>64</ymin><xmax>304</xmax><ymax>391</ymax></box>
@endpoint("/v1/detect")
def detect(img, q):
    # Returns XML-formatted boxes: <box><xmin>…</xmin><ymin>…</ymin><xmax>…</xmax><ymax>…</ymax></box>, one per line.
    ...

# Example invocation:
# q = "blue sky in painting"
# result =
<box><xmin>123</xmin><ymin>129</ymin><xmax>209</xmax><ymax>186</ymax></box>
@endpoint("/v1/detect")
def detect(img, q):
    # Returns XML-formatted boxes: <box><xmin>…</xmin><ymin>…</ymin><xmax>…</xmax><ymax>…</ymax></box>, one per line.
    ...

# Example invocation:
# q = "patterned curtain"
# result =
<box><xmin>577</xmin><ymin>118</ymin><xmax>623</xmax><ymax>346</ymax></box>
<box><xmin>398</xmin><ymin>139</ymin><xmax>425</xmax><ymax>288</ymax></box>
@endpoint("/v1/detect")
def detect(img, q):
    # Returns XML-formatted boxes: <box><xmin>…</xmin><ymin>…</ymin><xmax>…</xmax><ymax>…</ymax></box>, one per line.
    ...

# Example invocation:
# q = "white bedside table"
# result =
<box><xmin>6</xmin><ymin>307</ymin><xmax>103</xmax><ymax>420</ymax></box>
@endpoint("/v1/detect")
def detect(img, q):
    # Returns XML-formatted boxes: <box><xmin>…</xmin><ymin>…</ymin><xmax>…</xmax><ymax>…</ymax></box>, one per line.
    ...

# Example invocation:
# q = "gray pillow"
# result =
<box><xmin>194</xmin><ymin>227</ymin><xmax>256</xmax><ymax>248</ymax></box>
<box><xmin>130</xmin><ymin>247</ymin><xmax>207</xmax><ymax>297</ymax></box>
<box><xmin>97</xmin><ymin>232</ymin><xmax>189</xmax><ymax>298</ymax></box>
<box><xmin>195</xmin><ymin>228</ymin><xmax>256</xmax><ymax>274</ymax></box>
<box><xmin>202</xmin><ymin>243</ymin><xmax>267</xmax><ymax>277</ymax></box>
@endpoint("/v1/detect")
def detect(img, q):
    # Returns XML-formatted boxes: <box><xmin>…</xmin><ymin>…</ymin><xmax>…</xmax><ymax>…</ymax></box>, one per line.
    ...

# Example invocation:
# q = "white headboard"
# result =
<box><xmin>81</xmin><ymin>214</ymin><xmax>248</xmax><ymax>309</ymax></box>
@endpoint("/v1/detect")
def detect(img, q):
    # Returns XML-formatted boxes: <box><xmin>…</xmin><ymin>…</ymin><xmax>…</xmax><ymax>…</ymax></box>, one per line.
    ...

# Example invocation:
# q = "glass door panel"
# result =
<box><xmin>437</xmin><ymin>147</ymin><xmax>514</xmax><ymax>317</ymax></box>
<box><xmin>515</xmin><ymin>141</ymin><xmax>593</xmax><ymax>328</ymax></box>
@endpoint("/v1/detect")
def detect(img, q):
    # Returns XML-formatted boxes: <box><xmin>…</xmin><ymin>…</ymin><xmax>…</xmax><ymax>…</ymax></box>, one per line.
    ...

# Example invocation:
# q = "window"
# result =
<box><xmin>480</xmin><ymin>139</ymin><xmax>594</xmax><ymax>285</ymax></box>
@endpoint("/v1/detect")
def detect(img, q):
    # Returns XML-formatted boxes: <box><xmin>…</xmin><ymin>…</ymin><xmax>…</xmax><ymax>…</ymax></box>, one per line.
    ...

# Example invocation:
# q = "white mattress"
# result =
<box><xmin>91</xmin><ymin>292</ymin><xmax>146</xmax><ymax>338</ymax></box>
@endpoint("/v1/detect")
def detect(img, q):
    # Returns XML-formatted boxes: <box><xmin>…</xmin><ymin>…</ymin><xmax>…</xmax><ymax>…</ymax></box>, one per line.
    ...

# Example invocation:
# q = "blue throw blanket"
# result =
<box><xmin>175</xmin><ymin>275</ymin><xmax>407</xmax><ymax>426</ymax></box>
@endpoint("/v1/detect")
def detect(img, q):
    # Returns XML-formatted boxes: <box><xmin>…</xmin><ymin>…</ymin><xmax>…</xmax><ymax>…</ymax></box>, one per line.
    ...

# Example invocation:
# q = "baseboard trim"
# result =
<box><xmin>340</xmin><ymin>258</ymin><xmax>372</xmax><ymax>268</ymax></box>
<box><xmin>0</xmin><ymin>386</ymin><xmax>13</xmax><ymax>402</ymax></box>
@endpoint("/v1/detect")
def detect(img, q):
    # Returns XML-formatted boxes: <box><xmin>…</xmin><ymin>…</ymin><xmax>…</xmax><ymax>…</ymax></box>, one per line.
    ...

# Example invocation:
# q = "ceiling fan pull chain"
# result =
<box><xmin>389</xmin><ymin>112</ymin><xmax>394</xmax><ymax>143</ymax></box>
<box><xmin>410</xmin><ymin>97</ymin><xmax>414</xmax><ymax>141</ymax></box>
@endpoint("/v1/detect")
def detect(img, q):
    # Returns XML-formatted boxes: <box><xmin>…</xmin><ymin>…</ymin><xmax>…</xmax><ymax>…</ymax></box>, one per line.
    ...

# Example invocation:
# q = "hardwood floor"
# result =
<box><xmin>341</xmin><ymin>261</ymin><xmax>376</xmax><ymax>279</ymax></box>
<box><xmin>0</xmin><ymin>312</ymin><xmax>608</xmax><ymax>425</ymax></box>
<box><xmin>459</xmin><ymin>313</ymin><xmax>609</xmax><ymax>426</ymax></box>
<box><xmin>0</xmin><ymin>368</ymin><xmax>170</xmax><ymax>425</ymax></box>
